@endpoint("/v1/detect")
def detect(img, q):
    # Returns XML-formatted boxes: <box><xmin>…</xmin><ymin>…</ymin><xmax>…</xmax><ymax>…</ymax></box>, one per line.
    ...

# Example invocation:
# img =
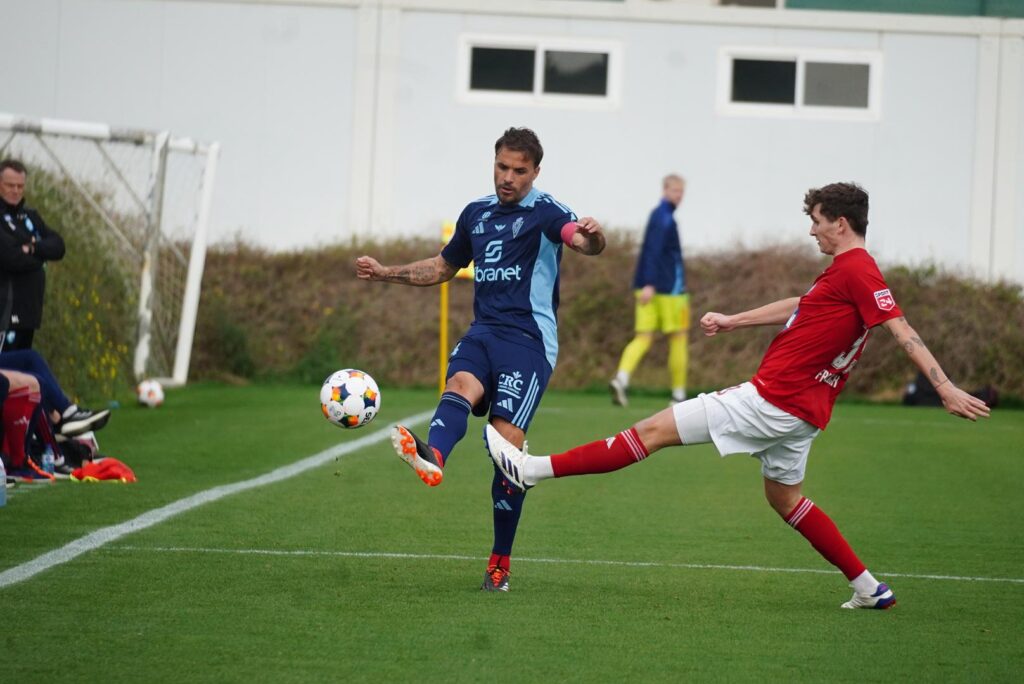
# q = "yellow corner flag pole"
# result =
<box><xmin>440</xmin><ymin>222</ymin><xmax>474</xmax><ymax>395</ymax></box>
<box><xmin>440</xmin><ymin>281</ymin><xmax>449</xmax><ymax>396</ymax></box>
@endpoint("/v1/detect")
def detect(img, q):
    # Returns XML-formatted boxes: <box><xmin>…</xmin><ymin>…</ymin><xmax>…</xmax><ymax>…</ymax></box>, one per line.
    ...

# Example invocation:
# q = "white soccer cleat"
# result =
<box><xmin>608</xmin><ymin>377</ymin><xmax>628</xmax><ymax>407</ymax></box>
<box><xmin>483</xmin><ymin>424</ymin><xmax>531</xmax><ymax>492</ymax></box>
<box><xmin>841</xmin><ymin>582</ymin><xmax>896</xmax><ymax>610</ymax></box>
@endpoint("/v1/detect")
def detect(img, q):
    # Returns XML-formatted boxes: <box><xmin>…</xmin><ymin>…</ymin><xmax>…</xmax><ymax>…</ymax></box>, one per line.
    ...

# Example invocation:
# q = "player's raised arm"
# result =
<box><xmin>881</xmin><ymin>316</ymin><xmax>990</xmax><ymax>421</ymax></box>
<box><xmin>562</xmin><ymin>216</ymin><xmax>606</xmax><ymax>255</ymax></box>
<box><xmin>355</xmin><ymin>254</ymin><xmax>457</xmax><ymax>287</ymax></box>
<box><xmin>700</xmin><ymin>296</ymin><xmax>801</xmax><ymax>336</ymax></box>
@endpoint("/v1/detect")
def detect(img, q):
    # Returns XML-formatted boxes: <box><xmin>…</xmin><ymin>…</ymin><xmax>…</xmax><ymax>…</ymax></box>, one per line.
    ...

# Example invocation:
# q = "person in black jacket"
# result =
<box><xmin>0</xmin><ymin>159</ymin><xmax>65</xmax><ymax>350</ymax></box>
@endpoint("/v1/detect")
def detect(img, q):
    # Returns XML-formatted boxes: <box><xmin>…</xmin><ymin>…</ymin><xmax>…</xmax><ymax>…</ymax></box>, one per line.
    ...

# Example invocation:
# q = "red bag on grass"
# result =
<box><xmin>70</xmin><ymin>458</ymin><xmax>137</xmax><ymax>483</ymax></box>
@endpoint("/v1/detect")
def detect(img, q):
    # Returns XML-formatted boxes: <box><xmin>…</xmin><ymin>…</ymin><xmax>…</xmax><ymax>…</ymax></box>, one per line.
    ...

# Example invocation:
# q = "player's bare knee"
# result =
<box><xmin>763</xmin><ymin>478</ymin><xmax>802</xmax><ymax>517</ymax></box>
<box><xmin>444</xmin><ymin>371</ymin><xmax>484</xmax><ymax>403</ymax></box>
<box><xmin>634</xmin><ymin>408</ymin><xmax>681</xmax><ymax>453</ymax></box>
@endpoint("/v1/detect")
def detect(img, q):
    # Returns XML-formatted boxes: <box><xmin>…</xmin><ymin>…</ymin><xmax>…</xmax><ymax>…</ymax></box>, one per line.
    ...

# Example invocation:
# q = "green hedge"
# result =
<box><xmin>190</xmin><ymin>237</ymin><xmax>1024</xmax><ymax>401</ymax></box>
<box><xmin>22</xmin><ymin>163</ymin><xmax>1024</xmax><ymax>405</ymax></box>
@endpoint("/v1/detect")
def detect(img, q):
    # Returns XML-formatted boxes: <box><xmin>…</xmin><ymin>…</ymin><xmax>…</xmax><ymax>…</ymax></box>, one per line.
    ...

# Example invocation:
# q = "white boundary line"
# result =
<box><xmin>107</xmin><ymin>545</ymin><xmax>1024</xmax><ymax>586</ymax></box>
<box><xmin>0</xmin><ymin>411</ymin><xmax>433</xmax><ymax>590</ymax></box>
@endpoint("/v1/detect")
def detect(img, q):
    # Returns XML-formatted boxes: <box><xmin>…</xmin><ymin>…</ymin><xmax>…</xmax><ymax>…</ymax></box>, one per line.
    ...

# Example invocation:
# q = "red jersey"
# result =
<box><xmin>752</xmin><ymin>248</ymin><xmax>902</xmax><ymax>430</ymax></box>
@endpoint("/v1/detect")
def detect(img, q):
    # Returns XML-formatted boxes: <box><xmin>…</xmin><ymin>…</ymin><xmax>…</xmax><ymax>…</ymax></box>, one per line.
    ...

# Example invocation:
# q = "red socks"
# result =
<box><xmin>550</xmin><ymin>427</ymin><xmax>649</xmax><ymax>478</ymax></box>
<box><xmin>2</xmin><ymin>388</ymin><xmax>40</xmax><ymax>468</ymax></box>
<box><xmin>785</xmin><ymin>497</ymin><xmax>866</xmax><ymax>580</ymax></box>
<box><xmin>488</xmin><ymin>553</ymin><xmax>510</xmax><ymax>572</ymax></box>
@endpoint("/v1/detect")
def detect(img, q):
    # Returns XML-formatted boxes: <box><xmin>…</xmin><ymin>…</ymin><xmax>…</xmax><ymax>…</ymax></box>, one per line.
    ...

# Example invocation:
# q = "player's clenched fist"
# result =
<box><xmin>355</xmin><ymin>255</ymin><xmax>385</xmax><ymax>281</ymax></box>
<box><xmin>700</xmin><ymin>312</ymin><xmax>735</xmax><ymax>337</ymax></box>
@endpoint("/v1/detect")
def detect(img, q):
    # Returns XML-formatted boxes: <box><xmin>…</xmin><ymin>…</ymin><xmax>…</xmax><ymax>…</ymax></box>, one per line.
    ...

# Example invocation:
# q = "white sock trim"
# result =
<box><xmin>524</xmin><ymin>456</ymin><xmax>554</xmax><ymax>485</ymax></box>
<box><xmin>850</xmin><ymin>569</ymin><xmax>880</xmax><ymax>594</ymax></box>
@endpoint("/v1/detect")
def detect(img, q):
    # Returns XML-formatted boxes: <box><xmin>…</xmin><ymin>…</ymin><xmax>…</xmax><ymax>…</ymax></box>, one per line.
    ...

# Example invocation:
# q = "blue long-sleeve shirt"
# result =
<box><xmin>632</xmin><ymin>198</ymin><xmax>685</xmax><ymax>294</ymax></box>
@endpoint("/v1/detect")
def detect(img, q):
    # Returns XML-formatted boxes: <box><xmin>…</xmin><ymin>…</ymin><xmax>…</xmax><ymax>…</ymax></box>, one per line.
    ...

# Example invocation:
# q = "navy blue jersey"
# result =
<box><xmin>441</xmin><ymin>187</ymin><xmax>576</xmax><ymax>369</ymax></box>
<box><xmin>632</xmin><ymin>198</ymin><xmax>685</xmax><ymax>294</ymax></box>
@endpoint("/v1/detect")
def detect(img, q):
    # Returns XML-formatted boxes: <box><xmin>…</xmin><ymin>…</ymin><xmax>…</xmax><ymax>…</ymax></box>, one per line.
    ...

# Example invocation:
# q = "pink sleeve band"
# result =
<box><xmin>560</xmin><ymin>222</ymin><xmax>577</xmax><ymax>246</ymax></box>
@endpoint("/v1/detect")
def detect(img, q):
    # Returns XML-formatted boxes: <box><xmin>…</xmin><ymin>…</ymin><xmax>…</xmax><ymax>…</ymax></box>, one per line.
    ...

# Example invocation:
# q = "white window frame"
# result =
<box><xmin>717</xmin><ymin>47</ymin><xmax>883</xmax><ymax>121</ymax></box>
<box><xmin>457</xmin><ymin>34</ymin><xmax>623</xmax><ymax>110</ymax></box>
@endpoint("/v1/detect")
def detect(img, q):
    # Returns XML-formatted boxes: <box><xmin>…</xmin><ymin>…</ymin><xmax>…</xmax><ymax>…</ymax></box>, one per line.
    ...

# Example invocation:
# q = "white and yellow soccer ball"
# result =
<box><xmin>320</xmin><ymin>369</ymin><xmax>381</xmax><ymax>429</ymax></box>
<box><xmin>136</xmin><ymin>379</ymin><xmax>165</xmax><ymax>408</ymax></box>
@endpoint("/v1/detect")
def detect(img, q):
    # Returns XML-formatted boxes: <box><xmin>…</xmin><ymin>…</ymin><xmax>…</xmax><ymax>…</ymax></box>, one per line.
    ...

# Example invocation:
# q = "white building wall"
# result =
<box><xmin>2</xmin><ymin>0</ymin><xmax>1022</xmax><ymax>282</ymax></box>
<box><xmin>1</xmin><ymin>0</ymin><xmax>357</xmax><ymax>249</ymax></box>
<box><xmin>1005</xmin><ymin>32</ymin><xmax>1024</xmax><ymax>283</ymax></box>
<box><xmin>386</xmin><ymin>9</ymin><xmax>990</xmax><ymax>273</ymax></box>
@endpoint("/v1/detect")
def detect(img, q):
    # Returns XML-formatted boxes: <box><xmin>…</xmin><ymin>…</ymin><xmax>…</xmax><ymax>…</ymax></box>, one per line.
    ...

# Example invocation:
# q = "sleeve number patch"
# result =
<box><xmin>873</xmin><ymin>288</ymin><xmax>896</xmax><ymax>311</ymax></box>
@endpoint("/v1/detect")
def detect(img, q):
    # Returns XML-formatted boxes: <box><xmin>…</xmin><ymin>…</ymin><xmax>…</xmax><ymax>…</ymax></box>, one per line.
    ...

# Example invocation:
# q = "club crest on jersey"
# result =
<box><xmin>512</xmin><ymin>217</ymin><xmax>524</xmax><ymax>238</ymax></box>
<box><xmin>873</xmin><ymin>288</ymin><xmax>896</xmax><ymax>311</ymax></box>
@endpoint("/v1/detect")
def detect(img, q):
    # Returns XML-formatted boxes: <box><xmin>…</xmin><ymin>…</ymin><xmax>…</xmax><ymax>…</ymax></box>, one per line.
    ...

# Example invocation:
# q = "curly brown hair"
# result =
<box><xmin>494</xmin><ymin>127</ymin><xmax>543</xmax><ymax>166</ymax></box>
<box><xmin>803</xmin><ymin>182</ymin><xmax>869</xmax><ymax>236</ymax></box>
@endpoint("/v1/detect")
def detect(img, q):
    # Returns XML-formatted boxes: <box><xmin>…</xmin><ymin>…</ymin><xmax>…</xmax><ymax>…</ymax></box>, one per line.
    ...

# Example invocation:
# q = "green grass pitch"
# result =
<box><xmin>2</xmin><ymin>384</ymin><xmax>1022</xmax><ymax>682</ymax></box>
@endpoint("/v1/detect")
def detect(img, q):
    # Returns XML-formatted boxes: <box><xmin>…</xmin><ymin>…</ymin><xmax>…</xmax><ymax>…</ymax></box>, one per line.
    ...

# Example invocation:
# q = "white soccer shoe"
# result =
<box><xmin>841</xmin><ymin>582</ymin><xmax>896</xmax><ymax>610</ymax></box>
<box><xmin>483</xmin><ymin>424</ymin><xmax>531</xmax><ymax>493</ymax></box>
<box><xmin>608</xmin><ymin>377</ymin><xmax>628</xmax><ymax>407</ymax></box>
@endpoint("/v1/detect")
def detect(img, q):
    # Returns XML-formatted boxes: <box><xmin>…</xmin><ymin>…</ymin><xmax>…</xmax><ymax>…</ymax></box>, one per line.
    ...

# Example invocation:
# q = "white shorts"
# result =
<box><xmin>672</xmin><ymin>381</ymin><xmax>820</xmax><ymax>485</ymax></box>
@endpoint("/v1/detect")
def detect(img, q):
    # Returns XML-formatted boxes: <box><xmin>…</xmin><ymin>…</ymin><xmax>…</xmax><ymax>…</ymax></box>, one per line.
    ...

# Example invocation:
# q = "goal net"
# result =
<box><xmin>0</xmin><ymin>113</ymin><xmax>219</xmax><ymax>385</ymax></box>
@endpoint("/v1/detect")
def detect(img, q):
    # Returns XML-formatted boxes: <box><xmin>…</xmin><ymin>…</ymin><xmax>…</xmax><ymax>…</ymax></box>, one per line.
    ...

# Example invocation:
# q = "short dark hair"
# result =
<box><xmin>804</xmin><ymin>182</ymin><xmax>869</xmax><ymax>237</ymax></box>
<box><xmin>494</xmin><ymin>127</ymin><xmax>543</xmax><ymax>166</ymax></box>
<box><xmin>0</xmin><ymin>159</ymin><xmax>27</xmax><ymax>176</ymax></box>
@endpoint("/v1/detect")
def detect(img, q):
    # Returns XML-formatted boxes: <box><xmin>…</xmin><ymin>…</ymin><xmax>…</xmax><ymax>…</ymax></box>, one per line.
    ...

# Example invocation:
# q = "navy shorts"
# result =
<box><xmin>446</xmin><ymin>329</ymin><xmax>552</xmax><ymax>431</ymax></box>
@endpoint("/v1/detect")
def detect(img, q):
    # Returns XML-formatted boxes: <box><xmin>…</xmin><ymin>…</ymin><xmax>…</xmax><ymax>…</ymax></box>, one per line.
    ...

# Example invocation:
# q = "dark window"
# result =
<box><xmin>731</xmin><ymin>58</ymin><xmax>796</xmax><ymax>104</ymax></box>
<box><xmin>543</xmin><ymin>50</ymin><xmax>609</xmax><ymax>96</ymax></box>
<box><xmin>470</xmin><ymin>47</ymin><xmax>535</xmax><ymax>92</ymax></box>
<box><xmin>804</xmin><ymin>62</ymin><xmax>870</xmax><ymax>108</ymax></box>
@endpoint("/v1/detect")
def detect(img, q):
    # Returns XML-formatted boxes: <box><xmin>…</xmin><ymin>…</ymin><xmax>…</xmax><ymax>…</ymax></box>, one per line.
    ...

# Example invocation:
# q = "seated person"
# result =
<box><xmin>1</xmin><ymin>369</ymin><xmax>55</xmax><ymax>480</ymax></box>
<box><xmin>1</xmin><ymin>363</ymin><xmax>103</xmax><ymax>481</ymax></box>
<box><xmin>0</xmin><ymin>349</ymin><xmax>109</xmax><ymax>436</ymax></box>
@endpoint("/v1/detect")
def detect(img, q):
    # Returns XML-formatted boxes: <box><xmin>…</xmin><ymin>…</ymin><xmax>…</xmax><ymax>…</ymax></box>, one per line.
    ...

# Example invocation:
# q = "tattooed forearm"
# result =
<box><xmin>386</xmin><ymin>264</ymin><xmax>431</xmax><ymax>285</ymax></box>
<box><xmin>383</xmin><ymin>257</ymin><xmax>451</xmax><ymax>286</ymax></box>
<box><xmin>883</xmin><ymin>317</ymin><xmax>952</xmax><ymax>390</ymax></box>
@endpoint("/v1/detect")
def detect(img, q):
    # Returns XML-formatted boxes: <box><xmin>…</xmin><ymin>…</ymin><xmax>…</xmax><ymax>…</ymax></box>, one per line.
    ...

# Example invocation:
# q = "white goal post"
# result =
<box><xmin>0</xmin><ymin>113</ymin><xmax>220</xmax><ymax>386</ymax></box>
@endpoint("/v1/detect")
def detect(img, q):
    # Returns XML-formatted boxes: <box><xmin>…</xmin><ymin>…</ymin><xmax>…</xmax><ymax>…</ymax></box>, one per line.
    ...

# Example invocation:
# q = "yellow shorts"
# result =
<box><xmin>635</xmin><ymin>292</ymin><xmax>690</xmax><ymax>334</ymax></box>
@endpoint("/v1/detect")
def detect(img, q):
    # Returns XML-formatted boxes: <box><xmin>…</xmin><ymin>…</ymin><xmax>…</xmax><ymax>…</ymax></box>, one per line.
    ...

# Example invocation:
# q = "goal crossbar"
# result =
<box><xmin>0</xmin><ymin>112</ymin><xmax>220</xmax><ymax>387</ymax></box>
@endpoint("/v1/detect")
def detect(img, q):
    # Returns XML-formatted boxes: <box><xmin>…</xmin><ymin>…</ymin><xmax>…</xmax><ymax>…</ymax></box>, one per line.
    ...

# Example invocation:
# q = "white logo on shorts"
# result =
<box><xmin>498</xmin><ymin>371</ymin><xmax>523</xmax><ymax>398</ymax></box>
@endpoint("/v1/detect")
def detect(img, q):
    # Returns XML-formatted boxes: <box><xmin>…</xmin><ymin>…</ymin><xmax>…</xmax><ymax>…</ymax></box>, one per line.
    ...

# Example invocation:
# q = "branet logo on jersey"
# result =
<box><xmin>476</xmin><ymin>239</ymin><xmax>523</xmax><ymax>282</ymax></box>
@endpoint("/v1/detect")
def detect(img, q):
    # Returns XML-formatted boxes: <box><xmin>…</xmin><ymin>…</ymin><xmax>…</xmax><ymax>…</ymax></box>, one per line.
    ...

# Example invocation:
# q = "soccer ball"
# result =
<box><xmin>137</xmin><ymin>379</ymin><xmax>164</xmax><ymax>408</ymax></box>
<box><xmin>320</xmin><ymin>369</ymin><xmax>381</xmax><ymax>429</ymax></box>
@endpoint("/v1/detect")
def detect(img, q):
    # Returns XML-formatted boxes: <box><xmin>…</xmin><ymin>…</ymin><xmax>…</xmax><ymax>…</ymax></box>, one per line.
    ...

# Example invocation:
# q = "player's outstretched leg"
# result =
<box><xmin>485</xmin><ymin>422</ymin><xmax>654</xmax><ymax>494</ymax></box>
<box><xmin>391</xmin><ymin>424</ymin><xmax>444</xmax><ymax>486</ymax></box>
